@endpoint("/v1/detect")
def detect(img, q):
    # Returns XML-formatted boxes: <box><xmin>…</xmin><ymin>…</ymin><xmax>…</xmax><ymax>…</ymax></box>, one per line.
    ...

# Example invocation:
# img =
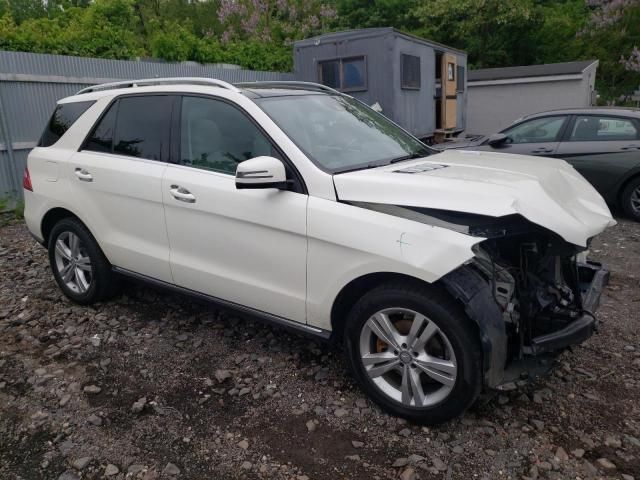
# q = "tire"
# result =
<box><xmin>344</xmin><ymin>281</ymin><xmax>482</xmax><ymax>424</ymax></box>
<box><xmin>48</xmin><ymin>217</ymin><xmax>118</xmax><ymax>305</ymax></box>
<box><xmin>621</xmin><ymin>176</ymin><xmax>640</xmax><ymax>222</ymax></box>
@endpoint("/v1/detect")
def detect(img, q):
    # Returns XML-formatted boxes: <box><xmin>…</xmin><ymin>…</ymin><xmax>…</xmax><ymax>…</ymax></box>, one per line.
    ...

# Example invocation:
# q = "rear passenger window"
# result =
<box><xmin>569</xmin><ymin>115</ymin><xmax>638</xmax><ymax>141</ymax></box>
<box><xmin>38</xmin><ymin>101</ymin><xmax>95</xmax><ymax>147</ymax></box>
<box><xmin>84</xmin><ymin>96</ymin><xmax>172</xmax><ymax>160</ymax></box>
<box><xmin>114</xmin><ymin>96</ymin><xmax>172</xmax><ymax>161</ymax></box>
<box><xmin>85</xmin><ymin>101</ymin><xmax>117</xmax><ymax>153</ymax></box>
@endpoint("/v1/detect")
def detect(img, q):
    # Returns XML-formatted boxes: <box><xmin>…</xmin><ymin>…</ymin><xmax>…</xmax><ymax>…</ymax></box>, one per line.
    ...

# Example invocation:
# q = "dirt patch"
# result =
<box><xmin>1</xmin><ymin>219</ymin><xmax>639</xmax><ymax>479</ymax></box>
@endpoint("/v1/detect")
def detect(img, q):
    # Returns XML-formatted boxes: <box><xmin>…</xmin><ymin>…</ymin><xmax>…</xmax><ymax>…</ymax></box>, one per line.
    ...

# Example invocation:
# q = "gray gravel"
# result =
<box><xmin>1</xmin><ymin>220</ymin><xmax>639</xmax><ymax>479</ymax></box>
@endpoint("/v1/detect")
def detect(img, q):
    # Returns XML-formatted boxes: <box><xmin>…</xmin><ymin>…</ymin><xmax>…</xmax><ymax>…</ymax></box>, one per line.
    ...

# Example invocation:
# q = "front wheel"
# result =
<box><xmin>344</xmin><ymin>281</ymin><xmax>482</xmax><ymax>424</ymax></box>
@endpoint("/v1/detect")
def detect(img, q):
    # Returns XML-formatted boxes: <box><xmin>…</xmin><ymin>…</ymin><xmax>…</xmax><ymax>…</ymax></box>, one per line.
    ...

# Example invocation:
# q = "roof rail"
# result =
<box><xmin>234</xmin><ymin>81</ymin><xmax>343</xmax><ymax>95</ymax></box>
<box><xmin>76</xmin><ymin>77</ymin><xmax>241</xmax><ymax>95</ymax></box>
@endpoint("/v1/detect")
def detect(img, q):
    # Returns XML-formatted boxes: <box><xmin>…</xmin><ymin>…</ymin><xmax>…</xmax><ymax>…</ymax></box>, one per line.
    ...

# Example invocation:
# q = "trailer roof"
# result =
<box><xmin>294</xmin><ymin>28</ymin><xmax>466</xmax><ymax>56</ymax></box>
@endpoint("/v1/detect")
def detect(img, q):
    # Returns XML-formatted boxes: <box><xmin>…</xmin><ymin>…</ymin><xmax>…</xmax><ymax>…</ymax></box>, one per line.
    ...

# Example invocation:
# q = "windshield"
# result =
<box><xmin>255</xmin><ymin>94</ymin><xmax>434</xmax><ymax>173</ymax></box>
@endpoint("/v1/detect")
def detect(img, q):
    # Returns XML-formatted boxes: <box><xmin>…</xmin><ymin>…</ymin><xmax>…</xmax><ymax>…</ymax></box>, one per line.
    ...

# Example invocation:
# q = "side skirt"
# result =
<box><xmin>112</xmin><ymin>266</ymin><xmax>331</xmax><ymax>341</ymax></box>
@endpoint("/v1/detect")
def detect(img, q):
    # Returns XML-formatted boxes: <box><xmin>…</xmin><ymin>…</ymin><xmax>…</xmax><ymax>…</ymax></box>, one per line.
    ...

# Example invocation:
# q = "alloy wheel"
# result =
<box><xmin>359</xmin><ymin>308</ymin><xmax>457</xmax><ymax>408</ymax></box>
<box><xmin>53</xmin><ymin>231</ymin><xmax>93</xmax><ymax>294</ymax></box>
<box><xmin>631</xmin><ymin>185</ymin><xmax>640</xmax><ymax>215</ymax></box>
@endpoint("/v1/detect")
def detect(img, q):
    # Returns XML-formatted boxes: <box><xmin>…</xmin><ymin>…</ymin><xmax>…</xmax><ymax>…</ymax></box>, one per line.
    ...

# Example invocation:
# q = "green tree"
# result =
<box><xmin>149</xmin><ymin>22</ymin><xmax>199</xmax><ymax>61</ymax></box>
<box><xmin>414</xmin><ymin>0</ymin><xmax>543</xmax><ymax>68</ymax></box>
<box><xmin>70</xmin><ymin>0</ymin><xmax>144</xmax><ymax>58</ymax></box>
<box><xmin>0</xmin><ymin>0</ymin><xmax>143</xmax><ymax>58</ymax></box>
<box><xmin>333</xmin><ymin>0</ymin><xmax>420</xmax><ymax>31</ymax></box>
<box><xmin>532</xmin><ymin>0</ymin><xmax>588</xmax><ymax>65</ymax></box>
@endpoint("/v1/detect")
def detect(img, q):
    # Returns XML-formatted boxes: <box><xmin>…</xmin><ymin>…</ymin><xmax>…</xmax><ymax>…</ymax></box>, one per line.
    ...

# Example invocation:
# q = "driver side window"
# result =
<box><xmin>503</xmin><ymin>116</ymin><xmax>566</xmax><ymax>144</ymax></box>
<box><xmin>180</xmin><ymin>96</ymin><xmax>275</xmax><ymax>175</ymax></box>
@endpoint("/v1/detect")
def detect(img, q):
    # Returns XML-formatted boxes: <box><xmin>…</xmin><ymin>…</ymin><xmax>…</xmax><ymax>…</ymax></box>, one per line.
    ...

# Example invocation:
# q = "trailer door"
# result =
<box><xmin>441</xmin><ymin>54</ymin><xmax>457</xmax><ymax>130</ymax></box>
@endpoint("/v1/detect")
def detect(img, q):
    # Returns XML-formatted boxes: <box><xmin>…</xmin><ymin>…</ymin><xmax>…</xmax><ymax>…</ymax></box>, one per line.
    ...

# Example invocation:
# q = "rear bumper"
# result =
<box><xmin>527</xmin><ymin>261</ymin><xmax>608</xmax><ymax>355</ymax></box>
<box><xmin>23</xmin><ymin>190</ymin><xmax>45</xmax><ymax>243</ymax></box>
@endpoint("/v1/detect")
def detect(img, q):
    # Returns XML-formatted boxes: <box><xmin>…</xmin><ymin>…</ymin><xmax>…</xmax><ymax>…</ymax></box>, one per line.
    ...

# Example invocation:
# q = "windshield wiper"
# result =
<box><xmin>334</xmin><ymin>162</ymin><xmax>388</xmax><ymax>174</ymax></box>
<box><xmin>389</xmin><ymin>151</ymin><xmax>431</xmax><ymax>164</ymax></box>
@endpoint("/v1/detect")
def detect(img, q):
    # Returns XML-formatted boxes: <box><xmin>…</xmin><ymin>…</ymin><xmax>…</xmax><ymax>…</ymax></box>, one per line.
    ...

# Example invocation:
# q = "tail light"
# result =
<box><xmin>23</xmin><ymin>166</ymin><xmax>33</xmax><ymax>191</ymax></box>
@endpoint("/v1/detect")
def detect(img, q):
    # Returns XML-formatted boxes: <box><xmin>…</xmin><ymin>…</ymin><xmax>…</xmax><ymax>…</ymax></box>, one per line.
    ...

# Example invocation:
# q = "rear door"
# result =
<box><xmin>555</xmin><ymin>114</ymin><xmax>640</xmax><ymax>198</ymax></box>
<box><xmin>477</xmin><ymin>115</ymin><xmax>569</xmax><ymax>157</ymax></box>
<box><xmin>68</xmin><ymin>94</ymin><xmax>175</xmax><ymax>282</ymax></box>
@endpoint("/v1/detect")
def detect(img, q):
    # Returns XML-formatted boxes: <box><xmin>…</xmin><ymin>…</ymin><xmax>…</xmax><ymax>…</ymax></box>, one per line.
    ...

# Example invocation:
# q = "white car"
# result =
<box><xmin>24</xmin><ymin>78</ymin><xmax>615</xmax><ymax>424</ymax></box>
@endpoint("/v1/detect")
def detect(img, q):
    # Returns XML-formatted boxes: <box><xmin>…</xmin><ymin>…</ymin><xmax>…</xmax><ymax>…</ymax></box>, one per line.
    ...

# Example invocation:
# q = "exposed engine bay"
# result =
<box><xmin>473</xmin><ymin>227</ymin><xmax>595</xmax><ymax>357</ymax></box>
<box><xmin>435</xmin><ymin>208</ymin><xmax>609</xmax><ymax>387</ymax></box>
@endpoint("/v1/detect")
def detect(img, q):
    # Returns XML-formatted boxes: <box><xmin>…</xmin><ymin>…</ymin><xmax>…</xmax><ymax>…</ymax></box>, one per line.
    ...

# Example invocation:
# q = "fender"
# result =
<box><xmin>441</xmin><ymin>264</ymin><xmax>507</xmax><ymax>387</ymax></box>
<box><xmin>305</xmin><ymin>196</ymin><xmax>482</xmax><ymax>329</ymax></box>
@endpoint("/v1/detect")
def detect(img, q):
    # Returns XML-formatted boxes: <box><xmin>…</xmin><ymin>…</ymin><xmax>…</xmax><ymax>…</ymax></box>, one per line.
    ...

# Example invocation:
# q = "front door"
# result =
<box><xmin>556</xmin><ymin>114</ymin><xmax>640</xmax><ymax>198</ymax></box>
<box><xmin>477</xmin><ymin>115</ymin><xmax>569</xmax><ymax>157</ymax></box>
<box><xmin>68</xmin><ymin>95</ymin><xmax>174</xmax><ymax>282</ymax></box>
<box><xmin>162</xmin><ymin>95</ymin><xmax>308</xmax><ymax>321</ymax></box>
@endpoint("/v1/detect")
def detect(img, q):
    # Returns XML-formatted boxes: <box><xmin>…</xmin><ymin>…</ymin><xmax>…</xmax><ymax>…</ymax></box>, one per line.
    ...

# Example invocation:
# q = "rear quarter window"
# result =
<box><xmin>38</xmin><ymin>101</ymin><xmax>95</xmax><ymax>147</ymax></box>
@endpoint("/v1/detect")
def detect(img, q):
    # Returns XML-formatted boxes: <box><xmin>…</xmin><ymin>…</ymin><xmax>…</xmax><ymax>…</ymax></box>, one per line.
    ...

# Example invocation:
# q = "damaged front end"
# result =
<box><xmin>435</xmin><ymin>211</ymin><xmax>609</xmax><ymax>389</ymax></box>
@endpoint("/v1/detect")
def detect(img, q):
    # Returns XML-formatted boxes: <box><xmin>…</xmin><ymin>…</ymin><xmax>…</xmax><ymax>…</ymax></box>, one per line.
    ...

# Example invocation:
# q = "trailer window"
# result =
<box><xmin>447</xmin><ymin>63</ymin><xmax>455</xmax><ymax>81</ymax></box>
<box><xmin>318</xmin><ymin>56</ymin><xmax>366</xmax><ymax>92</ymax></box>
<box><xmin>401</xmin><ymin>54</ymin><xmax>421</xmax><ymax>90</ymax></box>
<box><xmin>456</xmin><ymin>66</ymin><xmax>465</xmax><ymax>92</ymax></box>
<box><xmin>319</xmin><ymin>61</ymin><xmax>340</xmax><ymax>89</ymax></box>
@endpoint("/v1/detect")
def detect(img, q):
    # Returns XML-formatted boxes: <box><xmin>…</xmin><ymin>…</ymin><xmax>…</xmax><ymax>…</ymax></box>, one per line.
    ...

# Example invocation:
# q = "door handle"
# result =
<box><xmin>169</xmin><ymin>185</ymin><xmax>196</xmax><ymax>203</ymax></box>
<box><xmin>621</xmin><ymin>145</ymin><xmax>640</xmax><ymax>150</ymax></box>
<box><xmin>531</xmin><ymin>148</ymin><xmax>553</xmax><ymax>154</ymax></box>
<box><xmin>74</xmin><ymin>168</ymin><xmax>93</xmax><ymax>182</ymax></box>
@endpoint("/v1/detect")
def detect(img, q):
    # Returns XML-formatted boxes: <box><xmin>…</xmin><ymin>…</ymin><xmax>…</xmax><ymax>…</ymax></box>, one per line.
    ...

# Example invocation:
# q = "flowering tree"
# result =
<box><xmin>578</xmin><ymin>0</ymin><xmax>640</xmax><ymax>101</ymax></box>
<box><xmin>586</xmin><ymin>0</ymin><xmax>640</xmax><ymax>72</ymax></box>
<box><xmin>217</xmin><ymin>0</ymin><xmax>336</xmax><ymax>44</ymax></box>
<box><xmin>588</xmin><ymin>0</ymin><xmax>636</xmax><ymax>27</ymax></box>
<box><xmin>623</xmin><ymin>46</ymin><xmax>640</xmax><ymax>71</ymax></box>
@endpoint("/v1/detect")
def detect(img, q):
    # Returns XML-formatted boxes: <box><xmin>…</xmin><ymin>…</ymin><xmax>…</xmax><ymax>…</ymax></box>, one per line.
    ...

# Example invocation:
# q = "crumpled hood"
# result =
<box><xmin>333</xmin><ymin>149</ymin><xmax>616</xmax><ymax>247</ymax></box>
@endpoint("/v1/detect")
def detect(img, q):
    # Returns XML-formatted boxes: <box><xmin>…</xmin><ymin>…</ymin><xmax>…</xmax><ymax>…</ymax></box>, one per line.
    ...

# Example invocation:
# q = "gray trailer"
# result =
<box><xmin>293</xmin><ymin>28</ymin><xmax>467</xmax><ymax>141</ymax></box>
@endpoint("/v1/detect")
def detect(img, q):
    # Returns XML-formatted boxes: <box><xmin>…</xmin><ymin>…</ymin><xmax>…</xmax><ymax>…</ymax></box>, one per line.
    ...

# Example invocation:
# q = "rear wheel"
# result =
<box><xmin>621</xmin><ymin>176</ymin><xmax>640</xmax><ymax>222</ymax></box>
<box><xmin>344</xmin><ymin>281</ymin><xmax>482</xmax><ymax>424</ymax></box>
<box><xmin>48</xmin><ymin>218</ymin><xmax>118</xmax><ymax>305</ymax></box>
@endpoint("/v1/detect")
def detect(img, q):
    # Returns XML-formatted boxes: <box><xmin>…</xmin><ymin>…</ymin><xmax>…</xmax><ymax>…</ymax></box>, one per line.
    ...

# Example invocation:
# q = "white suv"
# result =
<box><xmin>24</xmin><ymin>78</ymin><xmax>615</xmax><ymax>424</ymax></box>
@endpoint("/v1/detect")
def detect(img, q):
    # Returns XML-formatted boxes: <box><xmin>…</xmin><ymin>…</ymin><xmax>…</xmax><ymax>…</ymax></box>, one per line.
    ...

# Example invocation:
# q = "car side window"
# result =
<box><xmin>180</xmin><ymin>96</ymin><xmax>275</xmax><ymax>175</ymax></box>
<box><xmin>85</xmin><ymin>100</ymin><xmax>118</xmax><ymax>153</ymax></box>
<box><xmin>39</xmin><ymin>101</ymin><xmax>95</xmax><ymax>147</ymax></box>
<box><xmin>569</xmin><ymin>115</ymin><xmax>638</xmax><ymax>141</ymax></box>
<box><xmin>503</xmin><ymin>116</ymin><xmax>566</xmax><ymax>144</ymax></box>
<box><xmin>84</xmin><ymin>96</ymin><xmax>173</xmax><ymax>160</ymax></box>
<box><xmin>114</xmin><ymin>96</ymin><xmax>172</xmax><ymax>161</ymax></box>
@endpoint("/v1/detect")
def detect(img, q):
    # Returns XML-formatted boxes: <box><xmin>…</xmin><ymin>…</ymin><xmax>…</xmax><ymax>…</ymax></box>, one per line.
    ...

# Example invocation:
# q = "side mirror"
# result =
<box><xmin>487</xmin><ymin>133</ymin><xmax>508</xmax><ymax>146</ymax></box>
<box><xmin>235</xmin><ymin>156</ymin><xmax>288</xmax><ymax>190</ymax></box>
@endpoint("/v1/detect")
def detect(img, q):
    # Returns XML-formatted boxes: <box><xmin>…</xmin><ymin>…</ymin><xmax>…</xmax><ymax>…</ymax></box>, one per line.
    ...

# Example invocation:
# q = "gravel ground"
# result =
<box><xmin>0</xmin><ymin>220</ymin><xmax>639</xmax><ymax>480</ymax></box>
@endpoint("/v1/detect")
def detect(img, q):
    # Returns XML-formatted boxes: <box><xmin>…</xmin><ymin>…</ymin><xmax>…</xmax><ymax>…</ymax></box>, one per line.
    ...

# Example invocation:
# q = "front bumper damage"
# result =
<box><xmin>442</xmin><ymin>260</ymin><xmax>609</xmax><ymax>389</ymax></box>
<box><xmin>525</xmin><ymin>262</ymin><xmax>608</xmax><ymax>355</ymax></box>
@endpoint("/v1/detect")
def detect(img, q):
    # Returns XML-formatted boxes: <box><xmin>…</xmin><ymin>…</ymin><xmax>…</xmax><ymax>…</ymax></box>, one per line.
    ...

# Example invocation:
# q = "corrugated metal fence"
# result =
<box><xmin>0</xmin><ymin>50</ymin><xmax>293</xmax><ymax>200</ymax></box>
